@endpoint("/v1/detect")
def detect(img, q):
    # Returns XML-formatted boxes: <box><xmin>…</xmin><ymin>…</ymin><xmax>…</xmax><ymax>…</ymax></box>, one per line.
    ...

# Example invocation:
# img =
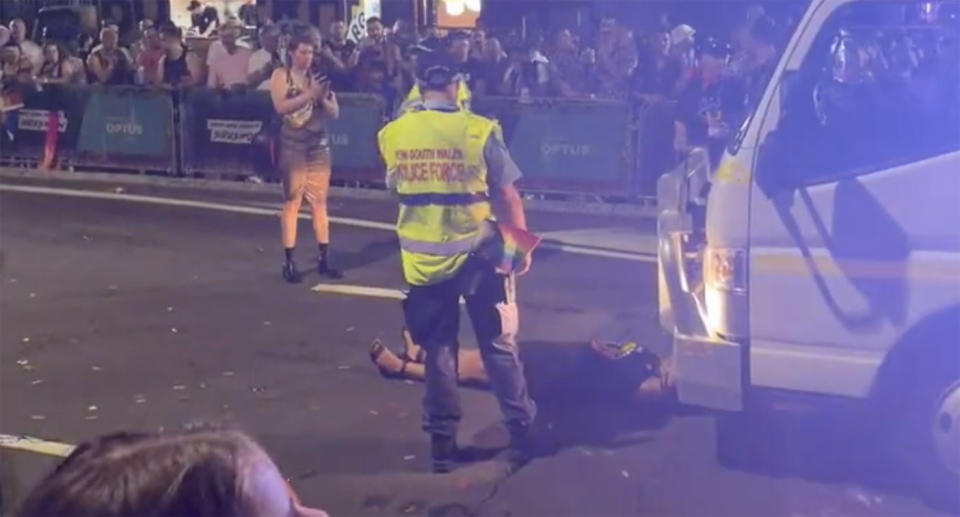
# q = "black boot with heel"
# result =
<box><xmin>317</xmin><ymin>243</ymin><xmax>343</xmax><ymax>279</ymax></box>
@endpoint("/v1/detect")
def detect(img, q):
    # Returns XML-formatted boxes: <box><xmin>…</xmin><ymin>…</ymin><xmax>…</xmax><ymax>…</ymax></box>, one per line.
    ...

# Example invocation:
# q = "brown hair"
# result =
<box><xmin>18</xmin><ymin>428</ymin><xmax>264</xmax><ymax>517</ymax></box>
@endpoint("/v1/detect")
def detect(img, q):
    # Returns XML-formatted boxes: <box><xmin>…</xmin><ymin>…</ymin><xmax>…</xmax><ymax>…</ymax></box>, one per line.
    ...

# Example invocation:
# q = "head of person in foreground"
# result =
<box><xmin>17</xmin><ymin>427</ymin><xmax>328</xmax><ymax>517</ymax></box>
<box><xmin>417</xmin><ymin>51</ymin><xmax>459</xmax><ymax>101</ymax></box>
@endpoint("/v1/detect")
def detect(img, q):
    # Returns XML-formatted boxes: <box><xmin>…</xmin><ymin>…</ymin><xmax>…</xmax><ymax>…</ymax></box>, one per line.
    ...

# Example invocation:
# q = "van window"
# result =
<box><xmin>763</xmin><ymin>0</ymin><xmax>959</xmax><ymax>184</ymax></box>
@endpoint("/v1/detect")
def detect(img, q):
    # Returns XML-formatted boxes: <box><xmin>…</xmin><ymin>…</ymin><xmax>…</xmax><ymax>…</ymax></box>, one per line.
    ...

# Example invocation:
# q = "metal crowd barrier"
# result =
<box><xmin>0</xmin><ymin>85</ymin><xmax>678</xmax><ymax>198</ymax></box>
<box><xmin>472</xmin><ymin>96</ymin><xmax>635</xmax><ymax>196</ymax></box>
<box><xmin>179</xmin><ymin>87</ymin><xmax>275</xmax><ymax>178</ymax></box>
<box><xmin>178</xmin><ymin>89</ymin><xmax>387</xmax><ymax>182</ymax></box>
<box><xmin>0</xmin><ymin>84</ymin><xmax>177</xmax><ymax>173</ymax></box>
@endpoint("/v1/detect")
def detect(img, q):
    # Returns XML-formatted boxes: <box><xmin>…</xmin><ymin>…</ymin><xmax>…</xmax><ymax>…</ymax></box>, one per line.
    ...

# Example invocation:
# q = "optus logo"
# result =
<box><xmin>541</xmin><ymin>142</ymin><xmax>591</xmax><ymax>157</ymax></box>
<box><xmin>105</xmin><ymin>119</ymin><xmax>144</xmax><ymax>136</ymax></box>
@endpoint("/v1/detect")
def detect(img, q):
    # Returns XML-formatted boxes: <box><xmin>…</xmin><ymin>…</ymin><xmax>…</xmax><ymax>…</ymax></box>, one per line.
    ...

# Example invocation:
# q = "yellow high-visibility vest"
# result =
<box><xmin>378</xmin><ymin>108</ymin><xmax>500</xmax><ymax>286</ymax></box>
<box><xmin>396</xmin><ymin>81</ymin><xmax>472</xmax><ymax>115</ymax></box>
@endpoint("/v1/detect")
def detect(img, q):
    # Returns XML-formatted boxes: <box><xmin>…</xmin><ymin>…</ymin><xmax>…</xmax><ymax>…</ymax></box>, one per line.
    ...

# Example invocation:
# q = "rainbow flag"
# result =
<box><xmin>496</xmin><ymin>223</ymin><xmax>542</xmax><ymax>274</ymax></box>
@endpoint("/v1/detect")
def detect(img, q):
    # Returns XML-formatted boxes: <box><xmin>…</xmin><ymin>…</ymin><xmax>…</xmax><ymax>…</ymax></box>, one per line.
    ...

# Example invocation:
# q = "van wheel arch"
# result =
<box><xmin>872</xmin><ymin>305</ymin><xmax>960</xmax><ymax>403</ymax></box>
<box><xmin>872</xmin><ymin>304</ymin><xmax>960</xmax><ymax>511</ymax></box>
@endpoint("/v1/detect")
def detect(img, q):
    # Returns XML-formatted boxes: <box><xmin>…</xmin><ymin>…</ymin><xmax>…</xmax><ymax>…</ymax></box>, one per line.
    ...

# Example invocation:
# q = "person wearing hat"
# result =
<box><xmin>377</xmin><ymin>52</ymin><xmax>537</xmax><ymax>473</ymax></box>
<box><xmin>395</xmin><ymin>34</ymin><xmax>473</xmax><ymax>116</ymax></box>
<box><xmin>674</xmin><ymin>36</ymin><xmax>747</xmax><ymax>164</ymax></box>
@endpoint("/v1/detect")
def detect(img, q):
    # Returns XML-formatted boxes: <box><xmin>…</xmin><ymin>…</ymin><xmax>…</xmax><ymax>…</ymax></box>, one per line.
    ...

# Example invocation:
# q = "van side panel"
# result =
<box><xmin>748</xmin><ymin>152</ymin><xmax>960</xmax><ymax>397</ymax></box>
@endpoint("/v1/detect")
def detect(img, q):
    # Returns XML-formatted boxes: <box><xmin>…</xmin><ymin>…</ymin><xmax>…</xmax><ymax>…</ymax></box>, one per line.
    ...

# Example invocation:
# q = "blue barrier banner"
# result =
<box><xmin>326</xmin><ymin>93</ymin><xmax>385</xmax><ymax>173</ymax></box>
<box><xmin>0</xmin><ymin>85</ymin><xmax>89</xmax><ymax>161</ymax></box>
<box><xmin>179</xmin><ymin>88</ymin><xmax>274</xmax><ymax>177</ymax></box>
<box><xmin>180</xmin><ymin>90</ymin><xmax>384</xmax><ymax>180</ymax></box>
<box><xmin>77</xmin><ymin>88</ymin><xmax>172</xmax><ymax>158</ymax></box>
<box><xmin>472</xmin><ymin>98</ymin><xmax>633</xmax><ymax>195</ymax></box>
<box><xmin>509</xmin><ymin>103</ymin><xmax>625</xmax><ymax>181</ymax></box>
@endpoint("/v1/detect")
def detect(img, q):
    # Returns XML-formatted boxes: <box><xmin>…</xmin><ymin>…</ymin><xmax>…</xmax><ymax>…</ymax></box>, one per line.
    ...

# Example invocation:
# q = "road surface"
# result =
<box><xmin>0</xmin><ymin>175</ymin><xmax>949</xmax><ymax>516</ymax></box>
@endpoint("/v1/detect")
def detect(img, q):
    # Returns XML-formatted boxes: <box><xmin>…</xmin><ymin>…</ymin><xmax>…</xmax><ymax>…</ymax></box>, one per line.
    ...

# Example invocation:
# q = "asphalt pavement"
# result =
<box><xmin>0</xmin><ymin>175</ymin><xmax>951</xmax><ymax>516</ymax></box>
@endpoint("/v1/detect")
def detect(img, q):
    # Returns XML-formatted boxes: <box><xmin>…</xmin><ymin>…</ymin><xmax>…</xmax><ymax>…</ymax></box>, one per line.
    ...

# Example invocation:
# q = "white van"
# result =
<box><xmin>657</xmin><ymin>0</ymin><xmax>959</xmax><ymax>506</ymax></box>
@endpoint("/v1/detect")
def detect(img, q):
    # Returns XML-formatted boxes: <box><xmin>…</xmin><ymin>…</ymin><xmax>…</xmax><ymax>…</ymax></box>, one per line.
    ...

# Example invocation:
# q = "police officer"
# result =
<box><xmin>377</xmin><ymin>52</ymin><xmax>536</xmax><ymax>473</ymax></box>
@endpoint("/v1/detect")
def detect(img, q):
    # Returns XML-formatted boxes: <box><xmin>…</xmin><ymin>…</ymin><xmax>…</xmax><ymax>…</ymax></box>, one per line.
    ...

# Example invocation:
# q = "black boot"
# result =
<box><xmin>505</xmin><ymin>424</ymin><xmax>535</xmax><ymax>471</ymax></box>
<box><xmin>431</xmin><ymin>434</ymin><xmax>457</xmax><ymax>474</ymax></box>
<box><xmin>317</xmin><ymin>244</ymin><xmax>343</xmax><ymax>279</ymax></box>
<box><xmin>282</xmin><ymin>260</ymin><xmax>302</xmax><ymax>283</ymax></box>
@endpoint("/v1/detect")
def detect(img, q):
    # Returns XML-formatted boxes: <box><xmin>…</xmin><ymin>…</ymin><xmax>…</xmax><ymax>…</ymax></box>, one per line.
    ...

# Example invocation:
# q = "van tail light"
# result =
<box><xmin>704</xmin><ymin>247</ymin><xmax>747</xmax><ymax>293</ymax></box>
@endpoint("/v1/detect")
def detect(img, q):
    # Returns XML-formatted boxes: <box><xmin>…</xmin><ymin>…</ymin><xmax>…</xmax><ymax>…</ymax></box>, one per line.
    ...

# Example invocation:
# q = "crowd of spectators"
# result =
<box><xmin>1</xmin><ymin>4</ymin><xmax>798</xmax><ymax>166</ymax></box>
<box><xmin>1</xmin><ymin>6</ymin><xmax>789</xmax><ymax>99</ymax></box>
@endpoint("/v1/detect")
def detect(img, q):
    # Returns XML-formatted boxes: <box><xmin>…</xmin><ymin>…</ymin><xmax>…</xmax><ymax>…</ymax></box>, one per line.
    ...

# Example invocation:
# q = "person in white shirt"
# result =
<box><xmin>207</xmin><ymin>19</ymin><xmax>252</xmax><ymax>89</ymax></box>
<box><xmin>247</xmin><ymin>24</ymin><xmax>281</xmax><ymax>90</ymax></box>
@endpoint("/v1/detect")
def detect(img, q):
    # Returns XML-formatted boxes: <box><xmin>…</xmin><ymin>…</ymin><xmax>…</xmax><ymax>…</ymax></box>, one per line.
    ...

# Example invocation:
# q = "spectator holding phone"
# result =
<box><xmin>358</xmin><ymin>17</ymin><xmax>401</xmax><ymax>81</ymax></box>
<box><xmin>321</xmin><ymin>20</ymin><xmax>359</xmax><ymax>90</ymax></box>
<box><xmin>269</xmin><ymin>32</ymin><xmax>341</xmax><ymax>283</ymax></box>
<box><xmin>594</xmin><ymin>16</ymin><xmax>638</xmax><ymax>97</ymax></box>
<box><xmin>38</xmin><ymin>42</ymin><xmax>86</xmax><ymax>86</ymax></box>
<box><xmin>2</xmin><ymin>42</ymin><xmax>33</xmax><ymax>94</ymax></box>
<box><xmin>8</xmin><ymin>19</ymin><xmax>42</xmax><ymax>70</ymax></box>
<box><xmin>86</xmin><ymin>22</ymin><xmax>134</xmax><ymax>85</ymax></box>
<box><xmin>248</xmin><ymin>24</ymin><xmax>283</xmax><ymax>90</ymax></box>
<box><xmin>549</xmin><ymin>28</ymin><xmax>595</xmax><ymax>98</ymax></box>
<box><xmin>159</xmin><ymin>24</ymin><xmax>203</xmax><ymax>87</ymax></box>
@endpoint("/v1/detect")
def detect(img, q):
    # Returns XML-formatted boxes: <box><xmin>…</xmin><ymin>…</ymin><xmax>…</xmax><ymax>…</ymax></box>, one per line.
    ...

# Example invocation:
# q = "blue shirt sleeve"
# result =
<box><xmin>484</xmin><ymin>132</ymin><xmax>523</xmax><ymax>189</ymax></box>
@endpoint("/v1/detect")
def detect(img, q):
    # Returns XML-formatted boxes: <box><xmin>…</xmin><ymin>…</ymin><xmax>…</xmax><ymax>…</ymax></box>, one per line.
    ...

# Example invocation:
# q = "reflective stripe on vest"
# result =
<box><xmin>398</xmin><ymin>220</ymin><xmax>494</xmax><ymax>256</ymax></box>
<box><xmin>398</xmin><ymin>234</ymin><xmax>481</xmax><ymax>256</ymax></box>
<box><xmin>397</xmin><ymin>192</ymin><xmax>488</xmax><ymax>206</ymax></box>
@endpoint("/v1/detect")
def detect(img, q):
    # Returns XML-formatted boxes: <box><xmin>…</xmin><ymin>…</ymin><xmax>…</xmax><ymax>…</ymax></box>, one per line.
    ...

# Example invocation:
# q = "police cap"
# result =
<box><xmin>417</xmin><ymin>51</ymin><xmax>457</xmax><ymax>90</ymax></box>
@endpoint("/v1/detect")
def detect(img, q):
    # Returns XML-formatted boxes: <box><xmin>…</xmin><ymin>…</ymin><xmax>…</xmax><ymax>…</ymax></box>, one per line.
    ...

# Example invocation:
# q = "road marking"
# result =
<box><xmin>252</xmin><ymin>200</ymin><xmax>657</xmax><ymax>262</ymax></box>
<box><xmin>311</xmin><ymin>283</ymin><xmax>407</xmax><ymax>300</ymax></box>
<box><xmin>0</xmin><ymin>433</ymin><xmax>74</xmax><ymax>457</ymax></box>
<box><xmin>311</xmin><ymin>283</ymin><xmax>467</xmax><ymax>304</ymax></box>
<box><xmin>540</xmin><ymin>242</ymin><xmax>655</xmax><ymax>262</ymax></box>
<box><xmin>0</xmin><ymin>184</ymin><xmax>656</xmax><ymax>262</ymax></box>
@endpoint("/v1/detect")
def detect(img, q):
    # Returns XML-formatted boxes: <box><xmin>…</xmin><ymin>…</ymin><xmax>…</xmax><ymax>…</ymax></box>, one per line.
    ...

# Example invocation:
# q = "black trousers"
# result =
<box><xmin>402</xmin><ymin>264</ymin><xmax>536</xmax><ymax>437</ymax></box>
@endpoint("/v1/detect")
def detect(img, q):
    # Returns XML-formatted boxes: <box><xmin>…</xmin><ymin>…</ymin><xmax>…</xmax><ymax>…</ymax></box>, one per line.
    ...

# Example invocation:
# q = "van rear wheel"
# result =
<box><xmin>898</xmin><ymin>369</ymin><xmax>960</xmax><ymax>511</ymax></box>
